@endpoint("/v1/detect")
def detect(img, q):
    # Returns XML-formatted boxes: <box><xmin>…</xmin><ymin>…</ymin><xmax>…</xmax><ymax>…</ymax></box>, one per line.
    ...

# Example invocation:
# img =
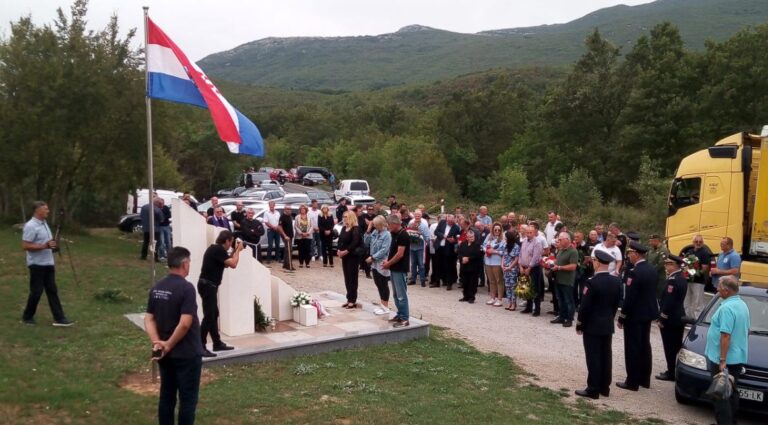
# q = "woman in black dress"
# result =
<box><xmin>337</xmin><ymin>210</ymin><xmax>362</xmax><ymax>308</ymax></box>
<box><xmin>317</xmin><ymin>205</ymin><xmax>335</xmax><ymax>267</ymax></box>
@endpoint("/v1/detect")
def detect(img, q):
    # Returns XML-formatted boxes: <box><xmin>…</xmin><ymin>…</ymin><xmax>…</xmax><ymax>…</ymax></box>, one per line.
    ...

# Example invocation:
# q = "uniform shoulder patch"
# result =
<box><xmin>626</xmin><ymin>278</ymin><xmax>633</xmax><ymax>286</ymax></box>
<box><xmin>667</xmin><ymin>285</ymin><xmax>674</xmax><ymax>293</ymax></box>
<box><xmin>583</xmin><ymin>287</ymin><xmax>589</xmax><ymax>295</ymax></box>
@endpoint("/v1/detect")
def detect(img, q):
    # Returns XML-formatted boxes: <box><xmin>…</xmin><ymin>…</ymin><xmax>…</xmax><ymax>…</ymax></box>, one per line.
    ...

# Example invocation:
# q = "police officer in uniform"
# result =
<box><xmin>617</xmin><ymin>241</ymin><xmax>659</xmax><ymax>391</ymax></box>
<box><xmin>655</xmin><ymin>254</ymin><xmax>687</xmax><ymax>381</ymax></box>
<box><xmin>575</xmin><ymin>250</ymin><xmax>622</xmax><ymax>399</ymax></box>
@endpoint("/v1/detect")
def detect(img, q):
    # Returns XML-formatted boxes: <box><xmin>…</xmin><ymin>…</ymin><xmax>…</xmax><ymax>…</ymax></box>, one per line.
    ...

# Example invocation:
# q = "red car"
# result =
<box><xmin>269</xmin><ymin>168</ymin><xmax>287</xmax><ymax>180</ymax></box>
<box><xmin>287</xmin><ymin>168</ymin><xmax>300</xmax><ymax>183</ymax></box>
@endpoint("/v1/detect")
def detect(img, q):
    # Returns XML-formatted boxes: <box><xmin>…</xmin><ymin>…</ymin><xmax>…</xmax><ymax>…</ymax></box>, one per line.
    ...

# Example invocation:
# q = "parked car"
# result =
<box><xmin>277</xmin><ymin>193</ymin><xmax>312</xmax><ymax>204</ymax></box>
<box><xmin>306</xmin><ymin>190</ymin><xmax>334</xmax><ymax>205</ymax></box>
<box><xmin>257</xmin><ymin>180</ymin><xmax>282</xmax><ymax>190</ymax></box>
<box><xmin>675</xmin><ymin>284</ymin><xmax>768</xmax><ymax>415</ymax></box>
<box><xmin>240</xmin><ymin>172</ymin><xmax>270</xmax><ymax>187</ymax></box>
<box><xmin>269</xmin><ymin>168</ymin><xmax>288</xmax><ymax>181</ymax></box>
<box><xmin>287</xmin><ymin>168</ymin><xmax>300</xmax><ymax>183</ymax></box>
<box><xmin>296</xmin><ymin>165</ymin><xmax>330</xmax><ymax>180</ymax></box>
<box><xmin>338</xmin><ymin>195</ymin><xmax>376</xmax><ymax>208</ymax></box>
<box><xmin>334</xmin><ymin>179</ymin><xmax>370</xmax><ymax>201</ymax></box>
<box><xmin>238</xmin><ymin>187</ymin><xmax>285</xmax><ymax>200</ymax></box>
<box><xmin>117</xmin><ymin>213</ymin><xmax>143</xmax><ymax>233</ymax></box>
<box><xmin>302</xmin><ymin>172</ymin><xmax>326</xmax><ymax>186</ymax></box>
<box><xmin>258</xmin><ymin>167</ymin><xmax>274</xmax><ymax>173</ymax></box>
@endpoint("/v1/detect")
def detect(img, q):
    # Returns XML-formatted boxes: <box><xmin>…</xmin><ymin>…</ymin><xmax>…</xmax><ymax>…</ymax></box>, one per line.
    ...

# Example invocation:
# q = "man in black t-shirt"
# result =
<box><xmin>145</xmin><ymin>247</ymin><xmax>204</xmax><ymax>424</ymax></box>
<box><xmin>383</xmin><ymin>214</ymin><xmax>411</xmax><ymax>327</ymax></box>
<box><xmin>278</xmin><ymin>205</ymin><xmax>295</xmax><ymax>271</ymax></box>
<box><xmin>230</xmin><ymin>201</ymin><xmax>246</xmax><ymax>232</ymax></box>
<box><xmin>240</xmin><ymin>208</ymin><xmax>265</xmax><ymax>260</ymax></box>
<box><xmin>198</xmin><ymin>230</ymin><xmax>243</xmax><ymax>357</ymax></box>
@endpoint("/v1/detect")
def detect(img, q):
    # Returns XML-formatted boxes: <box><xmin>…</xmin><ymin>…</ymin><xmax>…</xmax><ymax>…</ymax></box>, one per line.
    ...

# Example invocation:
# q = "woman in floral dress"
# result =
<box><xmin>502</xmin><ymin>228</ymin><xmax>521</xmax><ymax>311</ymax></box>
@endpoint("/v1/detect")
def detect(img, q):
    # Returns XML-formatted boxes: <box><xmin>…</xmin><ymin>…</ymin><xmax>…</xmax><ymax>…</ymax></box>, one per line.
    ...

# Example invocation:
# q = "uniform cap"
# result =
<box><xmin>627</xmin><ymin>231</ymin><xmax>641</xmax><ymax>241</ymax></box>
<box><xmin>627</xmin><ymin>241</ymin><xmax>648</xmax><ymax>254</ymax></box>
<box><xmin>649</xmin><ymin>234</ymin><xmax>661</xmax><ymax>240</ymax></box>
<box><xmin>664</xmin><ymin>254</ymin><xmax>684</xmax><ymax>265</ymax></box>
<box><xmin>594</xmin><ymin>250</ymin><xmax>614</xmax><ymax>264</ymax></box>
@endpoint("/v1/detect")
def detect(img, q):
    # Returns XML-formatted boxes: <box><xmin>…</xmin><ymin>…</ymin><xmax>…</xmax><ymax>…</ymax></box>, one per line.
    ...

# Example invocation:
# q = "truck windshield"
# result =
<box><xmin>668</xmin><ymin>177</ymin><xmax>701</xmax><ymax>216</ymax></box>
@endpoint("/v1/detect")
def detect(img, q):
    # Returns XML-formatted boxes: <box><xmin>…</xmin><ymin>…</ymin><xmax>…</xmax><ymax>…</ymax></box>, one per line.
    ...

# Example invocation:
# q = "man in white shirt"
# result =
<box><xmin>263</xmin><ymin>201</ymin><xmax>282</xmax><ymax>263</ymax></box>
<box><xmin>307</xmin><ymin>199</ymin><xmax>321</xmax><ymax>261</ymax></box>
<box><xmin>593</xmin><ymin>233</ymin><xmax>623</xmax><ymax>276</ymax></box>
<box><xmin>544</xmin><ymin>211</ymin><xmax>562</xmax><ymax>248</ymax></box>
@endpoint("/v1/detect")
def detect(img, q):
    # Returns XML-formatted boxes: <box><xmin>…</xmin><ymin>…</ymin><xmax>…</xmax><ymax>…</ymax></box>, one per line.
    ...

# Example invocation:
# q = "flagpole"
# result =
<box><xmin>143</xmin><ymin>6</ymin><xmax>156</xmax><ymax>284</ymax></box>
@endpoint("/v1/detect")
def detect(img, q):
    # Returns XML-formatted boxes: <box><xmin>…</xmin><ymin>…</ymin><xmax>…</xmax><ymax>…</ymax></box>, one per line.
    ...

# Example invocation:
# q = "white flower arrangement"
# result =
<box><xmin>290</xmin><ymin>292</ymin><xmax>312</xmax><ymax>307</ymax></box>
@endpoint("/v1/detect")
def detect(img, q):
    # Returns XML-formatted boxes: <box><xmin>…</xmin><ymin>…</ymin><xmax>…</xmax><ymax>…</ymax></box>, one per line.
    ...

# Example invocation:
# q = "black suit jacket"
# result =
<box><xmin>659</xmin><ymin>270</ymin><xmax>687</xmax><ymax>326</ymax></box>
<box><xmin>618</xmin><ymin>260</ymin><xmax>660</xmax><ymax>324</ymax></box>
<box><xmin>576</xmin><ymin>272</ymin><xmax>621</xmax><ymax>335</ymax></box>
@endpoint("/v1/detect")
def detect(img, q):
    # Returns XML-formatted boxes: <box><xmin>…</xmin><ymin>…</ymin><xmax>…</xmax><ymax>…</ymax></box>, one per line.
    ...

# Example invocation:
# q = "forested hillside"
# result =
<box><xmin>198</xmin><ymin>0</ymin><xmax>768</xmax><ymax>91</ymax></box>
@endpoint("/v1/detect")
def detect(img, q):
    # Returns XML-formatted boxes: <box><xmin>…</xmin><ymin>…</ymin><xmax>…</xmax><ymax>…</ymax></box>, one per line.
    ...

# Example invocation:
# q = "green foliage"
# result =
<box><xmin>496</xmin><ymin>166</ymin><xmax>531</xmax><ymax>209</ymax></box>
<box><xmin>253</xmin><ymin>297</ymin><xmax>271</xmax><ymax>332</ymax></box>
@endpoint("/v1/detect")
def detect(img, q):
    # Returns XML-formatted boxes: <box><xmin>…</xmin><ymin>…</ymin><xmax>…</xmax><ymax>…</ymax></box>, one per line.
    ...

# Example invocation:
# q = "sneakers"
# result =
<box><xmin>21</xmin><ymin>318</ymin><xmax>36</xmax><ymax>325</ymax></box>
<box><xmin>202</xmin><ymin>349</ymin><xmax>217</xmax><ymax>358</ymax></box>
<box><xmin>52</xmin><ymin>319</ymin><xmax>74</xmax><ymax>327</ymax></box>
<box><xmin>373</xmin><ymin>307</ymin><xmax>391</xmax><ymax>315</ymax></box>
<box><xmin>486</xmin><ymin>299</ymin><xmax>495</xmax><ymax>305</ymax></box>
<box><xmin>393</xmin><ymin>320</ymin><xmax>410</xmax><ymax>328</ymax></box>
<box><xmin>493</xmin><ymin>300</ymin><xmax>503</xmax><ymax>307</ymax></box>
<box><xmin>212</xmin><ymin>343</ymin><xmax>235</xmax><ymax>351</ymax></box>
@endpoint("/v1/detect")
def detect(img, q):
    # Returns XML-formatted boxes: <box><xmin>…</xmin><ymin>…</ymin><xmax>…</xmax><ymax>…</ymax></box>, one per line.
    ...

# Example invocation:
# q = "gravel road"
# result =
<box><xmin>271</xmin><ymin>262</ymin><xmax>761</xmax><ymax>425</ymax></box>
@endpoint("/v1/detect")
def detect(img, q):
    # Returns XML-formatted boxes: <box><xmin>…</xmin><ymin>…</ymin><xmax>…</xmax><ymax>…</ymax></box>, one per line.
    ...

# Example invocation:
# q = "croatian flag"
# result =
<box><xmin>146</xmin><ymin>17</ymin><xmax>264</xmax><ymax>156</ymax></box>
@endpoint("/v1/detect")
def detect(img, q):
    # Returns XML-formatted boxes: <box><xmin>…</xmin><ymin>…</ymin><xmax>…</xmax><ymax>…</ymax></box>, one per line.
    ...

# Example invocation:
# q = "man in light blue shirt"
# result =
<box><xmin>477</xmin><ymin>206</ymin><xmax>492</xmax><ymax>227</ymax></box>
<box><xmin>21</xmin><ymin>201</ymin><xmax>73</xmax><ymax>326</ymax></box>
<box><xmin>705</xmin><ymin>275</ymin><xmax>750</xmax><ymax>425</ymax></box>
<box><xmin>710</xmin><ymin>237</ymin><xmax>742</xmax><ymax>288</ymax></box>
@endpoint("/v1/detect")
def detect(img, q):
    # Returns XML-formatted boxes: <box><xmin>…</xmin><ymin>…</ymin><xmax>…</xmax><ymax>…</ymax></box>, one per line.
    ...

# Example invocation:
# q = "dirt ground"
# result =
<box><xmin>271</xmin><ymin>261</ymin><xmax>761</xmax><ymax>425</ymax></box>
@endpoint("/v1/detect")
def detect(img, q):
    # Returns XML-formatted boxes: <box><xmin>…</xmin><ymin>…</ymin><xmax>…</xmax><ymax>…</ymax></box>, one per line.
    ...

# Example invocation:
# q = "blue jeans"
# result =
<box><xmin>158</xmin><ymin>356</ymin><xmax>202</xmax><ymax>425</ymax></box>
<box><xmin>556</xmin><ymin>283</ymin><xmax>575</xmax><ymax>321</ymax></box>
<box><xmin>390</xmin><ymin>271</ymin><xmax>409</xmax><ymax>321</ymax></box>
<box><xmin>159</xmin><ymin>226</ymin><xmax>172</xmax><ymax>259</ymax></box>
<box><xmin>312</xmin><ymin>232</ymin><xmax>321</xmax><ymax>258</ymax></box>
<box><xmin>409</xmin><ymin>248</ymin><xmax>426</xmax><ymax>283</ymax></box>
<box><xmin>266</xmin><ymin>229</ymin><xmax>282</xmax><ymax>261</ymax></box>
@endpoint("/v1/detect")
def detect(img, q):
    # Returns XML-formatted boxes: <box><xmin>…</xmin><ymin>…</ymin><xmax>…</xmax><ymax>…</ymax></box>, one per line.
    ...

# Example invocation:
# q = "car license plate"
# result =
<box><xmin>738</xmin><ymin>388</ymin><xmax>764</xmax><ymax>402</ymax></box>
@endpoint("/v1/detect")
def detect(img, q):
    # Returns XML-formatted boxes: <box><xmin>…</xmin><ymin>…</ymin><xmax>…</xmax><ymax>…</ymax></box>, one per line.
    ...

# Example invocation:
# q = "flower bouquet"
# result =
<box><xmin>515</xmin><ymin>274</ymin><xmax>534</xmax><ymax>300</ymax></box>
<box><xmin>682</xmin><ymin>254</ymin><xmax>701</xmax><ymax>282</ymax></box>
<box><xmin>290</xmin><ymin>291</ymin><xmax>312</xmax><ymax>307</ymax></box>
<box><xmin>406</xmin><ymin>228</ymin><xmax>423</xmax><ymax>244</ymax></box>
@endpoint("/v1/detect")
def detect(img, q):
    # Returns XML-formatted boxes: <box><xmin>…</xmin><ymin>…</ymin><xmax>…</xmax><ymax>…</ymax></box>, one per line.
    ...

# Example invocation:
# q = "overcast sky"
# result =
<box><xmin>1</xmin><ymin>0</ymin><xmax>653</xmax><ymax>61</ymax></box>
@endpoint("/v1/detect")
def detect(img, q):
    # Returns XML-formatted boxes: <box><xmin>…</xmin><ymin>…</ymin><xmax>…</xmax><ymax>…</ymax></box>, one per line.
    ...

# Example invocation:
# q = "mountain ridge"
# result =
<box><xmin>199</xmin><ymin>0</ymin><xmax>768</xmax><ymax>91</ymax></box>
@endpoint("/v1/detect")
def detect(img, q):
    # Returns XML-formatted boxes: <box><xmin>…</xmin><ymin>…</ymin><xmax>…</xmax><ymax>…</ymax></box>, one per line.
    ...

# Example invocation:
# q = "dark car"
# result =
<box><xmin>296</xmin><ymin>165</ymin><xmax>330</xmax><ymax>180</ymax></box>
<box><xmin>675</xmin><ymin>285</ymin><xmax>768</xmax><ymax>415</ymax></box>
<box><xmin>302</xmin><ymin>172</ymin><xmax>326</xmax><ymax>186</ymax></box>
<box><xmin>118</xmin><ymin>213</ymin><xmax>142</xmax><ymax>233</ymax></box>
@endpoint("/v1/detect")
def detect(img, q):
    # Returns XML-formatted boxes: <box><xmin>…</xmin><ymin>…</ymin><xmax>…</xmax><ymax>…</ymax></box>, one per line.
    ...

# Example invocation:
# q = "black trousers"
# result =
<box><xmin>424</xmin><ymin>249</ymin><xmax>431</xmax><ymax>279</ymax></box>
<box><xmin>372</xmin><ymin>269</ymin><xmax>390</xmax><ymax>301</ymax></box>
<box><xmin>528</xmin><ymin>265</ymin><xmax>544</xmax><ymax>313</ymax></box>
<box><xmin>342</xmin><ymin>254</ymin><xmax>360</xmax><ymax>303</ymax></box>
<box><xmin>360</xmin><ymin>254</ymin><xmax>371</xmax><ymax>276</ymax></box>
<box><xmin>623</xmin><ymin>320</ymin><xmax>653</xmax><ymax>387</ymax></box>
<box><xmin>707</xmin><ymin>360</ymin><xmax>743</xmax><ymax>425</ymax></box>
<box><xmin>430</xmin><ymin>249</ymin><xmax>443</xmax><ymax>284</ymax></box>
<box><xmin>548</xmin><ymin>272</ymin><xmax>559</xmax><ymax>312</ymax></box>
<box><xmin>141</xmin><ymin>231</ymin><xmax>161</xmax><ymax>260</ymax></box>
<box><xmin>320</xmin><ymin>234</ymin><xmax>334</xmax><ymax>265</ymax></box>
<box><xmin>23</xmin><ymin>265</ymin><xmax>66</xmax><ymax>322</ymax></box>
<box><xmin>297</xmin><ymin>238</ymin><xmax>312</xmax><ymax>265</ymax></box>
<box><xmin>197</xmin><ymin>279</ymin><xmax>222</xmax><ymax>347</ymax></box>
<box><xmin>660</xmin><ymin>323</ymin><xmax>684</xmax><ymax>375</ymax></box>
<box><xmin>158</xmin><ymin>355</ymin><xmax>202</xmax><ymax>425</ymax></box>
<box><xmin>583</xmin><ymin>333</ymin><xmax>613</xmax><ymax>393</ymax></box>
<box><xmin>460</xmin><ymin>268</ymin><xmax>479</xmax><ymax>300</ymax></box>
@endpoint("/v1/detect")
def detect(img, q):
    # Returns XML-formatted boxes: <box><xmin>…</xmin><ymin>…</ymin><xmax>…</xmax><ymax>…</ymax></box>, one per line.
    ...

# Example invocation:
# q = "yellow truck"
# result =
<box><xmin>666</xmin><ymin>128</ymin><xmax>768</xmax><ymax>287</ymax></box>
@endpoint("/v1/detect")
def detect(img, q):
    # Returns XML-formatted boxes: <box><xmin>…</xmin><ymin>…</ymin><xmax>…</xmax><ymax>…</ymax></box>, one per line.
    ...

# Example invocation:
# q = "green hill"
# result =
<box><xmin>199</xmin><ymin>0</ymin><xmax>768</xmax><ymax>91</ymax></box>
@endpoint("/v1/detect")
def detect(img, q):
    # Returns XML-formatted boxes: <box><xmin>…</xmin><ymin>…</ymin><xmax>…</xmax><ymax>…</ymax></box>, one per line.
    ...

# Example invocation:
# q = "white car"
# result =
<box><xmin>127</xmin><ymin>188</ymin><xmax>198</xmax><ymax>214</ymax></box>
<box><xmin>277</xmin><ymin>193</ymin><xmax>312</xmax><ymax>204</ymax></box>
<box><xmin>338</xmin><ymin>195</ymin><xmax>376</xmax><ymax>207</ymax></box>
<box><xmin>334</xmin><ymin>179</ymin><xmax>370</xmax><ymax>200</ymax></box>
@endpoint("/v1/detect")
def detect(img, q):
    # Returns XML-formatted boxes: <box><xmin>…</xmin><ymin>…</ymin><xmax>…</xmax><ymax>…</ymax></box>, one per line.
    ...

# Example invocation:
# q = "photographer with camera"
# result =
<box><xmin>197</xmin><ymin>230</ymin><xmax>243</xmax><ymax>357</ymax></box>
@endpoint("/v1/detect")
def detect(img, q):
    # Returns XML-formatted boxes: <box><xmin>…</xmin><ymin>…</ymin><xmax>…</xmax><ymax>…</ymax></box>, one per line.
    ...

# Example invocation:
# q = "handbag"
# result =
<box><xmin>705</xmin><ymin>369</ymin><xmax>734</xmax><ymax>400</ymax></box>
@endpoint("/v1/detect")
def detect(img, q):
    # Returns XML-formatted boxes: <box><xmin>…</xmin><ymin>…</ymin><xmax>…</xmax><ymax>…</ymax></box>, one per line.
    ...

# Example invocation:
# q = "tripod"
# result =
<box><xmin>54</xmin><ymin>209</ymin><xmax>80</xmax><ymax>286</ymax></box>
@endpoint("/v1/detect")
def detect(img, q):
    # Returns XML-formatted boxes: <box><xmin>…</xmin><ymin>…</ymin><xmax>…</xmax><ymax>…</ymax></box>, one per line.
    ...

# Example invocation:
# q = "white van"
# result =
<box><xmin>126</xmin><ymin>189</ymin><xmax>197</xmax><ymax>214</ymax></box>
<box><xmin>334</xmin><ymin>179</ymin><xmax>370</xmax><ymax>200</ymax></box>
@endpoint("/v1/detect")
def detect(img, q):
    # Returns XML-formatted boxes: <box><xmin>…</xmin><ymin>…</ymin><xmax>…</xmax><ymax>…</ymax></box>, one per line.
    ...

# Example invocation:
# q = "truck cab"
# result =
<box><xmin>666</xmin><ymin>129</ymin><xmax>768</xmax><ymax>286</ymax></box>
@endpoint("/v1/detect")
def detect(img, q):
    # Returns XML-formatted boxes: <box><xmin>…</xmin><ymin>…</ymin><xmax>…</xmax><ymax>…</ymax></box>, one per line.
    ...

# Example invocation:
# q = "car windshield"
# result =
<box><xmin>702</xmin><ymin>292</ymin><xmax>768</xmax><ymax>333</ymax></box>
<box><xmin>350</xmin><ymin>182</ymin><xmax>368</xmax><ymax>191</ymax></box>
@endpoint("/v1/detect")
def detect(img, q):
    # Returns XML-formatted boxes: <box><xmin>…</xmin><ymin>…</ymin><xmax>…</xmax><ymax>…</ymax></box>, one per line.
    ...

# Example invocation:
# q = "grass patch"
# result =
<box><xmin>0</xmin><ymin>226</ymin><xmax>660</xmax><ymax>424</ymax></box>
